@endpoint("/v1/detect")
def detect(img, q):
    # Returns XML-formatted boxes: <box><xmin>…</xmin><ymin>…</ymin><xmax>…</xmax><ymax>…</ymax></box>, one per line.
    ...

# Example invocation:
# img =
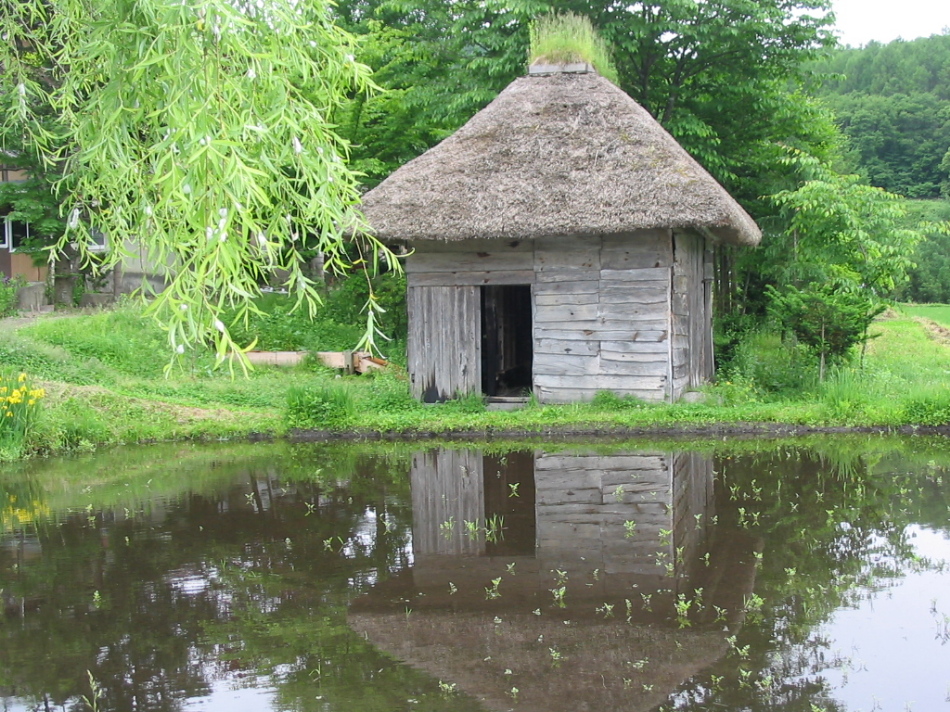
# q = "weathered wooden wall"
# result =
<box><xmin>534</xmin><ymin>451</ymin><xmax>712</xmax><ymax>595</ymax></box>
<box><xmin>410</xmin><ymin>449</ymin><xmax>485</xmax><ymax>556</ymax></box>
<box><xmin>533</xmin><ymin>231</ymin><xmax>673</xmax><ymax>402</ymax></box>
<box><xmin>406</xmin><ymin>240</ymin><xmax>529</xmax><ymax>401</ymax></box>
<box><xmin>671</xmin><ymin>231</ymin><xmax>714</xmax><ymax>399</ymax></box>
<box><xmin>406</xmin><ymin>229</ymin><xmax>714</xmax><ymax>403</ymax></box>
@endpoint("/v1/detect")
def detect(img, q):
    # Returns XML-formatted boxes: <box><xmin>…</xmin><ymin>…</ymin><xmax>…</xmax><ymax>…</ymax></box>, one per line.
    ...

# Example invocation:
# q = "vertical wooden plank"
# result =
<box><xmin>671</xmin><ymin>231</ymin><xmax>712</xmax><ymax>398</ymax></box>
<box><xmin>703</xmin><ymin>247</ymin><xmax>715</xmax><ymax>381</ymax></box>
<box><xmin>670</xmin><ymin>450</ymin><xmax>715</xmax><ymax>580</ymax></box>
<box><xmin>407</xmin><ymin>285</ymin><xmax>480</xmax><ymax>402</ymax></box>
<box><xmin>410</xmin><ymin>449</ymin><xmax>485</xmax><ymax>556</ymax></box>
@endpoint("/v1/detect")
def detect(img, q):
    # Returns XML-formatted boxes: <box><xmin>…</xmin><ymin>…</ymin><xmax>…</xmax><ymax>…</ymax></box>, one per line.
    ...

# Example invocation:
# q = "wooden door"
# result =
<box><xmin>407</xmin><ymin>285</ymin><xmax>481</xmax><ymax>402</ymax></box>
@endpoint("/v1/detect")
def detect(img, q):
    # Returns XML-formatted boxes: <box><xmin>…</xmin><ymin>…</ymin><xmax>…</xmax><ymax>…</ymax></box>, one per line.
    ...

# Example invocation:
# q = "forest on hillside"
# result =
<box><xmin>812</xmin><ymin>33</ymin><xmax>950</xmax><ymax>302</ymax></box>
<box><xmin>813</xmin><ymin>34</ymin><xmax>950</xmax><ymax>200</ymax></box>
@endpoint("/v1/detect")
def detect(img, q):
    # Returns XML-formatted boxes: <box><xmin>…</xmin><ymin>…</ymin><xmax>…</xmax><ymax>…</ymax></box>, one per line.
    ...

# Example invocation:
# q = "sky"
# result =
<box><xmin>831</xmin><ymin>0</ymin><xmax>949</xmax><ymax>47</ymax></box>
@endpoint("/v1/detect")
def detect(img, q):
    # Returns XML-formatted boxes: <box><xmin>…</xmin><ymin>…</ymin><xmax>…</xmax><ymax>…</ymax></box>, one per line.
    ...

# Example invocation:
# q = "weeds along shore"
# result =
<box><xmin>3</xmin><ymin>303</ymin><xmax>950</xmax><ymax>460</ymax></box>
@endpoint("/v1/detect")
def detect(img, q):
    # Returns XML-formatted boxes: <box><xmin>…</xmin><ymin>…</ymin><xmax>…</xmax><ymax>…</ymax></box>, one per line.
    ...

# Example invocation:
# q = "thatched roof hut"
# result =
<box><xmin>362</xmin><ymin>65</ymin><xmax>761</xmax><ymax>404</ymax></box>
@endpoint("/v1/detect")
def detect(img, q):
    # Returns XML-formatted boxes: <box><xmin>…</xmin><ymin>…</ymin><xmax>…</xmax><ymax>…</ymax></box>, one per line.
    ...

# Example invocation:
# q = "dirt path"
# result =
<box><xmin>0</xmin><ymin>309</ymin><xmax>94</xmax><ymax>333</ymax></box>
<box><xmin>916</xmin><ymin>316</ymin><xmax>950</xmax><ymax>347</ymax></box>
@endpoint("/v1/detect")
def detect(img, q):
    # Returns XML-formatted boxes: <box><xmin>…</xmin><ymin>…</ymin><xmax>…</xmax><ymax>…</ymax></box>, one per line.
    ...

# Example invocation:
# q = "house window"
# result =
<box><xmin>88</xmin><ymin>228</ymin><xmax>107</xmax><ymax>253</ymax></box>
<box><xmin>2</xmin><ymin>215</ymin><xmax>30</xmax><ymax>251</ymax></box>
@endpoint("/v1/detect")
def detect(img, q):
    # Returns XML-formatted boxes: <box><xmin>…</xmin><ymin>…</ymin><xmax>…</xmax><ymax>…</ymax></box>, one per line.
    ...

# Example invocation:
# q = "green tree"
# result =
<box><xmin>0</xmin><ymin>0</ymin><xmax>397</xmax><ymax>363</ymax></box>
<box><xmin>333</xmin><ymin>0</ymin><xmax>545</xmax><ymax>186</ymax></box>
<box><xmin>337</xmin><ymin>0</ymin><xmax>838</xmax><ymax>199</ymax></box>
<box><xmin>896</xmin><ymin>200</ymin><xmax>950</xmax><ymax>303</ymax></box>
<box><xmin>767</xmin><ymin>286</ymin><xmax>885</xmax><ymax>378</ymax></box>
<box><xmin>737</xmin><ymin>150</ymin><xmax>926</xmax><ymax>370</ymax></box>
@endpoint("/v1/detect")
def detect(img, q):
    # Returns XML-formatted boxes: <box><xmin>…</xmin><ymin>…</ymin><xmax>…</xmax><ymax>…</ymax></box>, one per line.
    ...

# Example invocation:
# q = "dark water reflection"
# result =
<box><xmin>1</xmin><ymin>439</ymin><xmax>949</xmax><ymax>712</ymax></box>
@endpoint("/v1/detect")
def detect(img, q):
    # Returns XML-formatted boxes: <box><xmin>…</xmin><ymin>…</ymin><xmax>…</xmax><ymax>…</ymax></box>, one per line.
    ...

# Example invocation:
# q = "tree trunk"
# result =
<box><xmin>52</xmin><ymin>245</ymin><xmax>81</xmax><ymax>307</ymax></box>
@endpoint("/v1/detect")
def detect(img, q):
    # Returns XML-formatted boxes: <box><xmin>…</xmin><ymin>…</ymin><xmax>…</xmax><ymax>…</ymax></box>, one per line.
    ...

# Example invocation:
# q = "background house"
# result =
<box><xmin>0</xmin><ymin>166</ymin><xmax>48</xmax><ymax>284</ymax></box>
<box><xmin>361</xmin><ymin>65</ymin><xmax>761</xmax><ymax>403</ymax></box>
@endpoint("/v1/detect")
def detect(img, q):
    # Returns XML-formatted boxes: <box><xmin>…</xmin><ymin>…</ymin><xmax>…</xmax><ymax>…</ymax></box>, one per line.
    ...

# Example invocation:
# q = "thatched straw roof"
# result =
<box><xmin>360</xmin><ymin>69</ymin><xmax>761</xmax><ymax>247</ymax></box>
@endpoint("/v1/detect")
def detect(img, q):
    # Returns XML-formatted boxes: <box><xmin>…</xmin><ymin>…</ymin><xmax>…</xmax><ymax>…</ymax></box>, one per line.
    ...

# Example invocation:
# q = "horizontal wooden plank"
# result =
<box><xmin>537</xmin><ymin>386</ymin><xmax>668</xmax><ymax>403</ymax></box>
<box><xmin>408</xmin><ymin>270</ymin><xmax>535</xmax><ymax>287</ymax></box>
<box><xmin>537</xmin><ymin>268</ymin><xmax>601</xmax><ymax>283</ymax></box>
<box><xmin>534</xmin><ymin>302</ymin><xmax>600</xmax><ymax>322</ymax></box>
<box><xmin>534</xmin><ymin>280</ymin><xmax>600</xmax><ymax>295</ymax></box>
<box><xmin>536</xmin><ymin>491</ymin><xmax>603</xmax><ymax>506</ymax></box>
<box><xmin>601</xmin><ymin>268</ymin><xmax>671</xmax><ymax>282</ymax></box>
<box><xmin>537</xmin><ymin>522</ymin><xmax>603</xmax><ymax>540</ymax></box>
<box><xmin>601</xmin><ymin>231</ymin><xmax>672</xmax><ymax>270</ymax></box>
<box><xmin>536</xmin><ymin>329</ymin><xmax>669</xmax><ymax>342</ymax></box>
<box><xmin>602</xmin><ymin>339</ymin><xmax>670</xmax><ymax>354</ymax></box>
<box><xmin>531</xmin><ymin>357</ymin><xmax>672</xmax><ymax>379</ymax></box>
<box><xmin>601</xmin><ymin>283</ymin><xmax>669</xmax><ymax>304</ymax></box>
<box><xmin>407</xmin><ymin>250</ymin><xmax>533</xmax><ymax>273</ymax></box>
<box><xmin>534</xmin><ymin>353</ymin><xmax>602</xmax><ymax>376</ymax></box>
<box><xmin>535</xmin><ymin>292</ymin><xmax>599</xmax><ymax>306</ymax></box>
<box><xmin>601</xmin><ymin>349</ymin><xmax>671</xmax><ymax>363</ymax></box>
<box><xmin>534</xmin><ymin>338</ymin><xmax>600</xmax><ymax>357</ymax></box>
<box><xmin>597</xmin><ymin>301</ymin><xmax>669</xmax><ymax>321</ymax></box>
<box><xmin>599</xmin><ymin>360</ymin><xmax>669</xmax><ymax>377</ymax></box>
<box><xmin>408</xmin><ymin>238</ymin><xmax>533</xmax><ymax>253</ymax></box>
<box><xmin>537</xmin><ymin>455</ymin><xmax>666</xmax><ymax>472</ymax></box>
<box><xmin>598</xmin><ymin>317</ymin><xmax>671</xmax><ymax>331</ymax></box>
<box><xmin>536</xmin><ymin>234</ymin><xmax>603</xmax><ymax>255</ymax></box>
<box><xmin>536</xmin><ymin>373</ymin><xmax>667</xmax><ymax>390</ymax></box>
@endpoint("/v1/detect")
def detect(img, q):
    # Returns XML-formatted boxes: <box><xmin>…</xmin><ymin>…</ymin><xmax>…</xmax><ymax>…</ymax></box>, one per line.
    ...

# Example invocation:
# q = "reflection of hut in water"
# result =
<box><xmin>402</xmin><ymin>448</ymin><xmax>745</xmax><ymax>616</ymax></box>
<box><xmin>350</xmin><ymin>448</ymin><xmax>760</xmax><ymax>712</ymax></box>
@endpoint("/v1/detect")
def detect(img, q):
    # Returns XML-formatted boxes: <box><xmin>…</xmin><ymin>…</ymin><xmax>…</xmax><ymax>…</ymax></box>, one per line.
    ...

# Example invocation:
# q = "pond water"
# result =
<box><xmin>1</xmin><ymin>438</ymin><xmax>949</xmax><ymax>712</ymax></box>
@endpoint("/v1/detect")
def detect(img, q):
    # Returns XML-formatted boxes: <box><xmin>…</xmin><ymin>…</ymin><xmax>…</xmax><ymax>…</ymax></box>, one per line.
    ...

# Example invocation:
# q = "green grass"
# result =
<box><xmin>901</xmin><ymin>303</ymin><xmax>950</xmax><ymax>327</ymax></box>
<box><xmin>5</xmin><ymin>304</ymin><xmax>950</xmax><ymax>461</ymax></box>
<box><xmin>529</xmin><ymin>12</ymin><xmax>619</xmax><ymax>84</ymax></box>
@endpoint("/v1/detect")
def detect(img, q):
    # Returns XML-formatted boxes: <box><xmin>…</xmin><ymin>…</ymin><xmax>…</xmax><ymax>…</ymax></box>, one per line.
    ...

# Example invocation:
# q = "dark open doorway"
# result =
<box><xmin>481</xmin><ymin>285</ymin><xmax>533</xmax><ymax>398</ymax></box>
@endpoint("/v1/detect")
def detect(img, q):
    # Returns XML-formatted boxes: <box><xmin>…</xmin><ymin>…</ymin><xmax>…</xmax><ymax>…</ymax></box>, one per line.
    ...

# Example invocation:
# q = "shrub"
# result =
<box><xmin>767</xmin><ymin>286</ymin><xmax>885</xmax><ymax>377</ymax></box>
<box><xmin>820</xmin><ymin>367</ymin><xmax>870</xmax><ymax>421</ymax></box>
<box><xmin>901</xmin><ymin>389</ymin><xmax>950</xmax><ymax>426</ymax></box>
<box><xmin>0</xmin><ymin>275</ymin><xmax>24</xmax><ymax>318</ymax></box>
<box><xmin>362</xmin><ymin>372</ymin><xmax>419</xmax><ymax>413</ymax></box>
<box><xmin>285</xmin><ymin>382</ymin><xmax>356</xmax><ymax>430</ymax></box>
<box><xmin>590</xmin><ymin>390</ymin><xmax>645</xmax><ymax>410</ymax></box>
<box><xmin>708</xmin><ymin>375</ymin><xmax>759</xmax><ymax>407</ymax></box>
<box><xmin>724</xmin><ymin>330</ymin><xmax>817</xmax><ymax>397</ymax></box>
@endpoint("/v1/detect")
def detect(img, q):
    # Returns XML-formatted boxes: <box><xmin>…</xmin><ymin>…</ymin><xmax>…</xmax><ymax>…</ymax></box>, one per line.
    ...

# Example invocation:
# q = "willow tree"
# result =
<box><xmin>0</xmin><ymin>0</ymin><xmax>396</xmax><ymax>365</ymax></box>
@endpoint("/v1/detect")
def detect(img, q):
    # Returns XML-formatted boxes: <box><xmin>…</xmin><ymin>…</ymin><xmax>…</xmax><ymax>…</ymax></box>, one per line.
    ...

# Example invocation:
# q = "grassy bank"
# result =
<box><xmin>2</xmin><ymin>302</ymin><xmax>950</xmax><ymax>460</ymax></box>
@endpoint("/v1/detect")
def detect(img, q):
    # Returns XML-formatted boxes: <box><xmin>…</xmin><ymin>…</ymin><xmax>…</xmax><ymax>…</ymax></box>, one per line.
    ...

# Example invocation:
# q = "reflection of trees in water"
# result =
<box><xmin>0</xmin><ymin>452</ymin><xmax>458</xmax><ymax>712</ymax></box>
<box><xmin>669</xmin><ymin>446</ymin><xmax>950</xmax><ymax>712</ymax></box>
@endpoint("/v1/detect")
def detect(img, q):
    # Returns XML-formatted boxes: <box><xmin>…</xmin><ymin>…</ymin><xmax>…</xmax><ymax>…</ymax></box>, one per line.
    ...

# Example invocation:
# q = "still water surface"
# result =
<box><xmin>1</xmin><ymin>438</ymin><xmax>949</xmax><ymax>712</ymax></box>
